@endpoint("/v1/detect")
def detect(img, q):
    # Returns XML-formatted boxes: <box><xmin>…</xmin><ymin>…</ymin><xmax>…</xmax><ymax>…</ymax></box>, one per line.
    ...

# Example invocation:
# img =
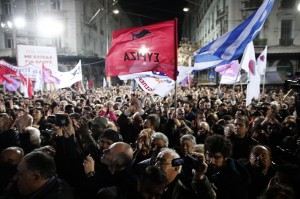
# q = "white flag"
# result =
<box><xmin>57</xmin><ymin>60</ymin><xmax>82</xmax><ymax>88</ymax></box>
<box><xmin>246</xmin><ymin>61</ymin><xmax>261</xmax><ymax>106</ymax></box>
<box><xmin>220</xmin><ymin>75</ymin><xmax>241</xmax><ymax>84</ymax></box>
<box><xmin>257</xmin><ymin>46</ymin><xmax>267</xmax><ymax>75</ymax></box>
<box><xmin>103</xmin><ymin>77</ymin><xmax>107</xmax><ymax>88</ymax></box>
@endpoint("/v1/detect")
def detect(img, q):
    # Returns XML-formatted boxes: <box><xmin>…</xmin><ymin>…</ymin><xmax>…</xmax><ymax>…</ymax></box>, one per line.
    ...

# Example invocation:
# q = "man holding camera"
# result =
<box><xmin>204</xmin><ymin>135</ymin><xmax>249</xmax><ymax>199</ymax></box>
<box><xmin>155</xmin><ymin>148</ymin><xmax>215</xmax><ymax>199</ymax></box>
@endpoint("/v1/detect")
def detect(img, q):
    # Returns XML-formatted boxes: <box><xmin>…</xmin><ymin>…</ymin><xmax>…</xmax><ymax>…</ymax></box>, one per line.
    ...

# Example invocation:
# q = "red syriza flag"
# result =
<box><xmin>106</xmin><ymin>19</ymin><xmax>178</xmax><ymax>80</ymax></box>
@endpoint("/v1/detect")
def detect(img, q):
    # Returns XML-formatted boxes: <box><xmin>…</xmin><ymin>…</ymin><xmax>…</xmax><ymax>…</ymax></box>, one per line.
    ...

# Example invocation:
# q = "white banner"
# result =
<box><xmin>56</xmin><ymin>60</ymin><xmax>82</xmax><ymax>88</ymax></box>
<box><xmin>17</xmin><ymin>45</ymin><xmax>58</xmax><ymax>70</ymax></box>
<box><xmin>135</xmin><ymin>66</ymin><xmax>194</xmax><ymax>97</ymax></box>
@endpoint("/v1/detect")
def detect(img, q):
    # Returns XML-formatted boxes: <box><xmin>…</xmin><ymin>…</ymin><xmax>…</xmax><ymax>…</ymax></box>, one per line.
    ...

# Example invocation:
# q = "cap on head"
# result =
<box><xmin>91</xmin><ymin>116</ymin><xmax>108</xmax><ymax>128</ymax></box>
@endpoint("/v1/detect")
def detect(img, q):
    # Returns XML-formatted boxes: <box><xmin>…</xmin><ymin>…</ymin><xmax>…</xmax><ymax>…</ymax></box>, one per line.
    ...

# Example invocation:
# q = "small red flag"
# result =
<box><xmin>106</xmin><ymin>19</ymin><xmax>178</xmax><ymax>80</ymax></box>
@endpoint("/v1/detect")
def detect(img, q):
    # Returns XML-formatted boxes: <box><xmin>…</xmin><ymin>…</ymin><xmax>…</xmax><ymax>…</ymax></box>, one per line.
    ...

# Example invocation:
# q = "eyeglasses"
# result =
<box><xmin>155</xmin><ymin>157</ymin><xmax>172</xmax><ymax>166</ymax></box>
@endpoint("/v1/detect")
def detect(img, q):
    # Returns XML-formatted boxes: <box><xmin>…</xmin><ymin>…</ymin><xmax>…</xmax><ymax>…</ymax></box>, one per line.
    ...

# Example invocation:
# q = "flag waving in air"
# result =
<box><xmin>106</xmin><ymin>19</ymin><xmax>178</xmax><ymax>80</ymax></box>
<box><xmin>257</xmin><ymin>46</ymin><xmax>267</xmax><ymax>75</ymax></box>
<box><xmin>194</xmin><ymin>0</ymin><xmax>274</xmax><ymax>71</ymax></box>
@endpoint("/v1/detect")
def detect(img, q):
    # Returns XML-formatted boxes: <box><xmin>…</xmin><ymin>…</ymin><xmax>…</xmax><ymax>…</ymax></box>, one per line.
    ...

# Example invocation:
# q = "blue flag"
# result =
<box><xmin>194</xmin><ymin>0</ymin><xmax>274</xmax><ymax>71</ymax></box>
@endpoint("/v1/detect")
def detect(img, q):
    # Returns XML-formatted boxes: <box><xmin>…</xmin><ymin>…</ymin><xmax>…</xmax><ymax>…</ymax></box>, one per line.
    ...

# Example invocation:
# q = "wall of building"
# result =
<box><xmin>0</xmin><ymin>0</ymin><xmax>134</xmax><ymax>87</ymax></box>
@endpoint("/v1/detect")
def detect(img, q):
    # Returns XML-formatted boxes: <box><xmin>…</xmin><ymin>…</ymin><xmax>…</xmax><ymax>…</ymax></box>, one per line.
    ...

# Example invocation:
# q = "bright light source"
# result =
<box><xmin>298</xmin><ymin>2</ymin><xmax>300</xmax><ymax>11</ymax></box>
<box><xmin>139</xmin><ymin>45</ymin><xmax>149</xmax><ymax>55</ymax></box>
<box><xmin>7</xmin><ymin>21</ymin><xmax>13</xmax><ymax>28</ymax></box>
<box><xmin>183</xmin><ymin>7</ymin><xmax>190</xmax><ymax>12</ymax></box>
<box><xmin>37</xmin><ymin>17</ymin><xmax>64</xmax><ymax>37</ymax></box>
<box><xmin>14</xmin><ymin>17</ymin><xmax>26</xmax><ymax>28</ymax></box>
<box><xmin>112</xmin><ymin>9</ymin><xmax>119</xmax><ymax>14</ymax></box>
<box><xmin>1</xmin><ymin>22</ymin><xmax>5</xmax><ymax>28</ymax></box>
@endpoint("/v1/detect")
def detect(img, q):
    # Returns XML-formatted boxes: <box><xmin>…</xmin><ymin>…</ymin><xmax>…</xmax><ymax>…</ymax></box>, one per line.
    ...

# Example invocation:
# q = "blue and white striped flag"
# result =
<box><xmin>194</xmin><ymin>0</ymin><xmax>274</xmax><ymax>71</ymax></box>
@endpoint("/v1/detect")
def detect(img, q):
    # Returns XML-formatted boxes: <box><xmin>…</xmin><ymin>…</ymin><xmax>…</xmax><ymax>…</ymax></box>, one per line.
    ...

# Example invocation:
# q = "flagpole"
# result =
<box><xmin>233</xmin><ymin>67</ymin><xmax>242</xmax><ymax>91</ymax></box>
<box><xmin>174</xmin><ymin>18</ymin><xmax>178</xmax><ymax>114</ymax></box>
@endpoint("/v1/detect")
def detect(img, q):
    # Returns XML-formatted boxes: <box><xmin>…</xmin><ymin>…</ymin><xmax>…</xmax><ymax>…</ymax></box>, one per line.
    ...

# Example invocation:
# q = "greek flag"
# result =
<box><xmin>194</xmin><ymin>0</ymin><xmax>274</xmax><ymax>71</ymax></box>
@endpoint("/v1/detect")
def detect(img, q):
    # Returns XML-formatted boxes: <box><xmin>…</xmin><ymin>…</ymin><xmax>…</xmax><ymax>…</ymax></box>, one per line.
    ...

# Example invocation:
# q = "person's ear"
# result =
<box><xmin>32</xmin><ymin>171</ymin><xmax>42</xmax><ymax>182</ymax></box>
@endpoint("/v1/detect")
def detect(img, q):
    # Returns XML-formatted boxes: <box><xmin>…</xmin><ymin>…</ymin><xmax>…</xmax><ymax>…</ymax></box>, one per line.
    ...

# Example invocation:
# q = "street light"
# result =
<box><xmin>14</xmin><ymin>17</ymin><xmax>26</xmax><ymax>29</ymax></box>
<box><xmin>298</xmin><ymin>2</ymin><xmax>300</xmax><ymax>11</ymax></box>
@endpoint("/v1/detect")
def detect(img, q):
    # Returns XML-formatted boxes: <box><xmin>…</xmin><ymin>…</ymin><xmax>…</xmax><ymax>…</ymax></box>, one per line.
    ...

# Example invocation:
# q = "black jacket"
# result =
<box><xmin>207</xmin><ymin>158</ymin><xmax>249</xmax><ymax>199</ymax></box>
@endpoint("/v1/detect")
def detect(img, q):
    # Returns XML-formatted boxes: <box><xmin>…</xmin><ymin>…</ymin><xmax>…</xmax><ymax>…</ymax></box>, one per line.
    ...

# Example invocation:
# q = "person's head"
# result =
<box><xmin>267</xmin><ymin>164</ymin><xmax>300</xmax><ymax>198</ymax></box>
<box><xmin>33</xmin><ymin>146</ymin><xmax>56</xmax><ymax>159</ymax></box>
<box><xmin>234</xmin><ymin>115</ymin><xmax>249</xmax><ymax>138</ymax></box>
<box><xmin>90</xmin><ymin>116</ymin><xmax>108</xmax><ymax>134</ymax></box>
<box><xmin>183</xmin><ymin>102</ymin><xmax>192</xmax><ymax>114</ymax></box>
<box><xmin>198</xmin><ymin>122</ymin><xmax>210</xmax><ymax>135</ymax></box>
<box><xmin>205</xmin><ymin>135</ymin><xmax>232</xmax><ymax>170</ymax></box>
<box><xmin>180</xmin><ymin>134</ymin><xmax>196</xmax><ymax>155</ymax></box>
<box><xmin>98</xmin><ymin>129</ymin><xmax>121</xmax><ymax>150</ymax></box>
<box><xmin>0</xmin><ymin>147</ymin><xmax>24</xmax><ymax>166</ymax></box>
<box><xmin>155</xmin><ymin>148</ymin><xmax>181</xmax><ymax>184</ymax></box>
<box><xmin>133</xmin><ymin>112</ymin><xmax>144</xmax><ymax>127</ymax></box>
<box><xmin>259</xmin><ymin>183</ymin><xmax>295</xmax><ymax>199</ymax></box>
<box><xmin>195</xmin><ymin>111</ymin><xmax>206</xmax><ymax>122</ymax></box>
<box><xmin>249</xmin><ymin>145</ymin><xmax>271</xmax><ymax>173</ymax></box>
<box><xmin>176</xmin><ymin>107</ymin><xmax>185</xmax><ymax>120</ymax></box>
<box><xmin>24</xmin><ymin>127</ymin><xmax>41</xmax><ymax>146</ymax></box>
<box><xmin>137</xmin><ymin>166</ymin><xmax>168</xmax><ymax>199</ymax></box>
<box><xmin>150</xmin><ymin>132</ymin><xmax>169</xmax><ymax>157</ymax></box>
<box><xmin>64</xmin><ymin>104</ymin><xmax>74</xmax><ymax>114</ymax></box>
<box><xmin>59</xmin><ymin>100</ymin><xmax>68</xmax><ymax>111</ymax></box>
<box><xmin>31</xmin><ymin>107</ymin><xmax>44</xmax><ymax>122</ymax></box>
<box><xmin>34</xmin><ymin>100</ymin><xmax>43</xmax><ymax>108</ymax></box>
<box><xmin>143</xmin><ymin>114</ymin><xmax>160</xmax><ymax>131</ymax></box>
<box><xmin>101</xmin><ymin>142</ymin><xmax>133</xmax><ymax>174</ymax></box>
<box><xmin>14</xmin><ymin>151</ymin><xmax>56</xmax><ymax>195</ymax></box>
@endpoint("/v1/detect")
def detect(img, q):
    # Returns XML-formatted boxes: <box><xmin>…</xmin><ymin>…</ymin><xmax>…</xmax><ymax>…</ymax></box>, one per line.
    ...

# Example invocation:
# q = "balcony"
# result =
<box><xmin>243</xmin><ymin>0</ymin><xmax>262</xmax><ymax>10</ymax></box>
<box><xmin>279</xmin><ymin>38</ymin><xmax>293</xmax><ymax>46</ymax></box>
<box><xmin>216</xmin><ymin>6</ymin><xmax>228</xmax><ymax>23</ymax></box>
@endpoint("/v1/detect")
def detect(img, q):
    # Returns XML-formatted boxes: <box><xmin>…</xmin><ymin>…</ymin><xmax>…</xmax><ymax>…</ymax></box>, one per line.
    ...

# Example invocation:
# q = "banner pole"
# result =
<box><xmin>174</xmin><ymin>18</ymin><xmax>178</xmax><ymax>114</ymax></box>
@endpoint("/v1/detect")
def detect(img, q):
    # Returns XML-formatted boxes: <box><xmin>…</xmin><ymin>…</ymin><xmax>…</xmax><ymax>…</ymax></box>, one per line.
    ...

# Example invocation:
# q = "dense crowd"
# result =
<box><xmin>0</xmin><ymin>83</ymin><xmax>299</xmax><ymax>199</ymax></box>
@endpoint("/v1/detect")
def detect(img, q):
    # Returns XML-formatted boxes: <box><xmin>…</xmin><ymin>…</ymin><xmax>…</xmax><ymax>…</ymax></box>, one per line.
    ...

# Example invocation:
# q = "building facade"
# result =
<box><xmin>182</xmin><ymin>0</ymin><xmax>300</xmax><ymax>84</ymax></box>
<box><xmin>0</xmin><ymin>0</ymin><xmax>134</xmax><ymax>87</ymax></box>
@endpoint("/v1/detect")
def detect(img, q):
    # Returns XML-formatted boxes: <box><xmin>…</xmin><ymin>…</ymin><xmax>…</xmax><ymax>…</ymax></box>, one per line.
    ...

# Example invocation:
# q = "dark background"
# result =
<box><xmin>118</xmin><ymin>0</ymin><xmax>188</xmax><ymax>40</ymax></box>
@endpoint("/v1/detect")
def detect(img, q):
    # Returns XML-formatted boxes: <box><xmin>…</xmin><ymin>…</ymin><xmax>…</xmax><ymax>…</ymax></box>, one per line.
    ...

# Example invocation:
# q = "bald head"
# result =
<box><xmin>0</xmin><ymin>147</ymin><xmax>24</xmax><ymax>166</ymax></box>
<box><xmin>112</xmin><ymin>142</ymin><xmax>134</xmax><ymax>160</ymax></box>
<box><xmin>101</xmin><ymin>142</ymin><xmax>134</xmax><ymax>173</ymax></box>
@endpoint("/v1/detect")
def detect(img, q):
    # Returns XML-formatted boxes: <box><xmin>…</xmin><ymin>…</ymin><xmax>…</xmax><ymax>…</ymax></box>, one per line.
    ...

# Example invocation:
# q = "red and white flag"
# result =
<box><xmin>257</xmin><ymin>46</ymin><xmax>267</xmax><ymax>75</ymax></box>
<box><xmin>240</xmin><ymin>42</ymin><xmax>256</xmax><ymax>76</ymax></box>
<box><xmin>106</xmin><ymin>19</ymin><xmax>178</xmax><ymax>80</ymax></box>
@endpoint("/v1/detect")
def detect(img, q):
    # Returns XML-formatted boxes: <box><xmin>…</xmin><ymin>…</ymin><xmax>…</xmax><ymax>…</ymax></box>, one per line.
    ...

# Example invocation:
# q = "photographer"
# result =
<box><xmin>154</xmin><ymin>148</ymin><xmax>215</xmax><ymax>199</ymax></box>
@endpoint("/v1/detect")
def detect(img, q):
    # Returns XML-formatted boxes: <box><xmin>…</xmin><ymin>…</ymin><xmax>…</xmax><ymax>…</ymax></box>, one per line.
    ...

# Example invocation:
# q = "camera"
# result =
<box><xmin>47</xmin><ymin>114</ymin><xmax>69</xmax><ymax>126</ymax></box>
<box><xmin>284</xmin><ymin>79</ymin><xmax>300</xmax><ymax>90</ymax></box>
<box><xmin>172</xmin><ymin>154</ymin><xmax>202</xmax><ymax>171</ymax></box>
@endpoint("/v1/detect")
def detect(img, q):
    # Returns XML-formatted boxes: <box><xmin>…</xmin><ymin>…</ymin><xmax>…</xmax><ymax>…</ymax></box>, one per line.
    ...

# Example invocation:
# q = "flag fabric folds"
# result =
<box><xmin>215</xmin><ymin>60</ymin><xmax>240</xmax><ymax>77</ymax></box>
<box><xmin>106</xmin><ymin>19</ymin><xmax>177</xmax><ymax>80</ymax></box>
<box><xmin>257</xmin><ymin>46</ymin><xmax>267</xmax><ymax>75</ymax></box>
<box><xmin>134</xmin><ymin>66</ymin><xmax>194</xmax><ymax>97</ymax></box>
<box><xmin>194</xmin><ymin>0</ymin><xmax>274</xmax><ymax>71</ymax></box>
<box><xmin>240</xmin><ymin>42</ymin><xmax>256</xmax><ymax>76</ymax></box>
<box><xmin>42</xmin><ymin>64</ymin><xmax>60</xmax><ymax>84</ymax></box>
<box><xmin>57</xmin><ymin>60</ymin><xmax>82</xmax><ymax>88</ymax></box>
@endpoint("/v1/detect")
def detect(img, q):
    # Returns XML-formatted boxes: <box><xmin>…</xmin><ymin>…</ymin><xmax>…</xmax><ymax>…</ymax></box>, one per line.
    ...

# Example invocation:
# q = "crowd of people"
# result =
<box><xmin>0</xmin><ymin>83</ymin><xmax>299</xmax><ymax>199</ymax></box>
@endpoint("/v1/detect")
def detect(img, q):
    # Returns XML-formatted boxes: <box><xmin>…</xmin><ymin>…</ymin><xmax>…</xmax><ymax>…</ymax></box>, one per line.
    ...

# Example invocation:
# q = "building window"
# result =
<box><xmin>280</xmin><ymin>20</ymin><xmax>293</xmax><ymax>46</ymax></box>
<box><xmin>4</xmin><ymin>33</ymin><xmax>14</xmax><ymax>48</ymax></box>
<box><xmin>51</xmin><ymin>0</ymin><xmax>60</xmax><ymax>11</ymax></box>
<box><xmin>280</xmin><ymin>0</ymin><xmax>295</xmax><ymax>9</ymax></box>
<box><xmin>2</xmin><ymin>1</ymin><xmax>11</xmax><ymax>16</ymax></box>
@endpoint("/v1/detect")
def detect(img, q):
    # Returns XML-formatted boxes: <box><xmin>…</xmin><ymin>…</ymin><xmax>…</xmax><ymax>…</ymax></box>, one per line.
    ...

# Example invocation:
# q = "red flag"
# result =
<box><xmin>27</xmin><ymin>79</ymin><xmax>33</xmax><ymax>98</ymax></box>
<box><xmin>88</xmin><ymin>80</ymin><xmax>94</xmax><ymax>88</ymax></box>
<box><xmin>106</xmin><ymin>19</ymin><xmax>178</xmax><ymax>80</ymax></box>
